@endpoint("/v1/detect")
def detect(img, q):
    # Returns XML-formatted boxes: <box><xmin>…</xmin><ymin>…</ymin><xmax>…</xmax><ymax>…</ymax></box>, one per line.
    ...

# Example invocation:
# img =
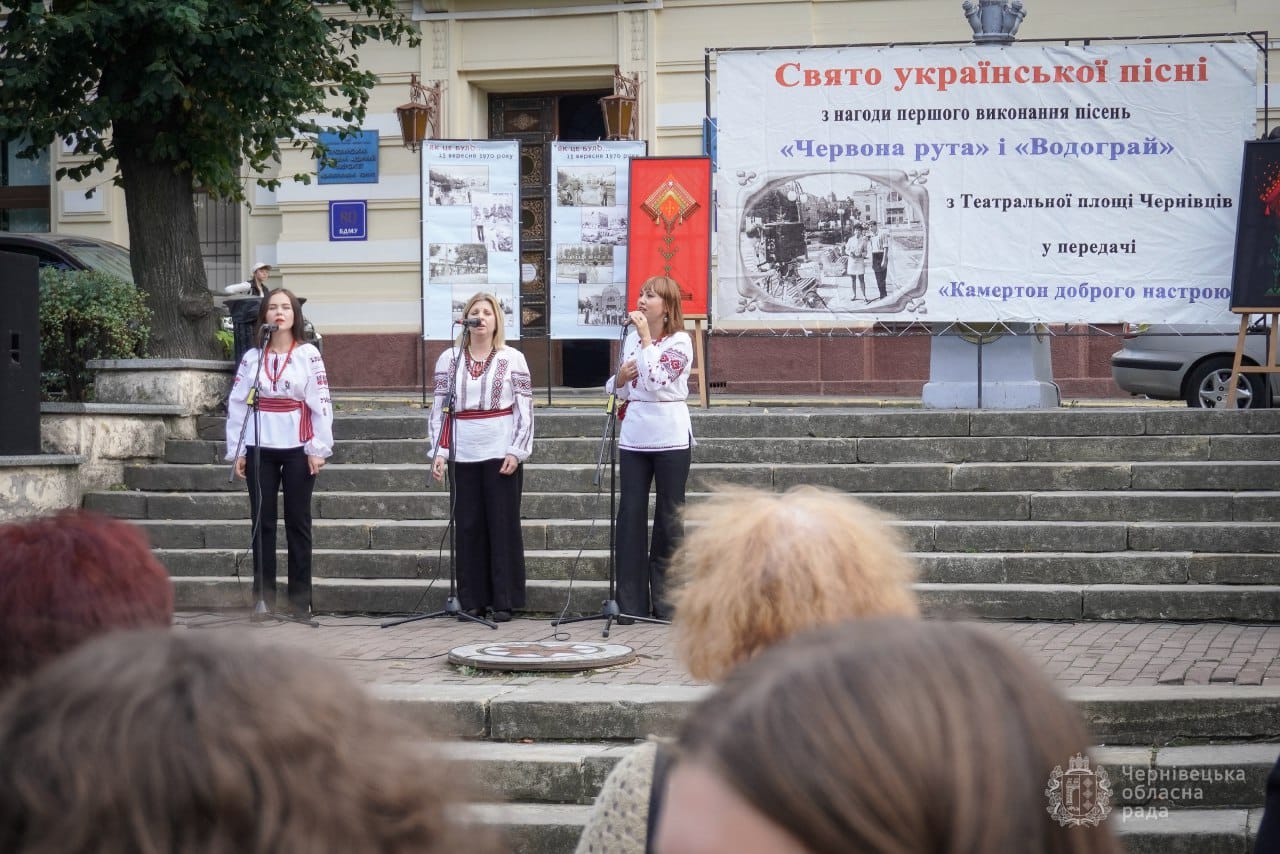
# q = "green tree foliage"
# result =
<box><xmin>0</xmin><ymin>1</ymin><xmax>416</xmax><ymax>358</ymax></box>
<box><xmin>39</xmin><ymin>267</ymin><xmax>152</xmax><ymax>402</ymax></box>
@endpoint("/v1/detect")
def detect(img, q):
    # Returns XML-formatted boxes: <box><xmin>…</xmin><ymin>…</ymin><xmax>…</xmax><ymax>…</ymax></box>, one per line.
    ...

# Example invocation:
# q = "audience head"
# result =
<box><xmin>0</xmin><ymin>509</ymin><xmax>173</xmax><ymax>691</ymax></box>
<box><xmin>658</xmin><ymin>618</ymin><xmax>1120</xmax><ymax>854</ymax></box>
<box><xmin>0</xmin><ymin>629</ymin><xmax>496</xmax><ymax>854</ymax></box>
<box><xmin>670</xmin><ymin>486</ymin><xmax>918</xmax><ymax>681</ymax></box>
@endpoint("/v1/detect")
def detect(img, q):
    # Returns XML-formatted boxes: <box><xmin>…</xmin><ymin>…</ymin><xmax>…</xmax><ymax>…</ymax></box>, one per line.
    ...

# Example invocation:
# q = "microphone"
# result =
<box><xmin>260</xmin><ymin>323</ymin><xmax>279</xmax><ymax>333</ymax></box>
<box><xmin>460</xmin><ymin>318</ymin><xmax>483</xmax><ymax>327</ymax></box>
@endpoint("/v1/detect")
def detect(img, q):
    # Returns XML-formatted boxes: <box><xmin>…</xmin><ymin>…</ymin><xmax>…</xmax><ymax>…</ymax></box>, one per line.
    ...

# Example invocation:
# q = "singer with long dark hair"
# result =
<box><xmin>608</xmin><ymin>275</ymin><xmax>693</xmax><ymax>622</ymax></box>
<box><xmin>429</xmin><ymin>292</ymin><xmax>533</xmax><ymax>623</ymax></box>
<box><xmin>225</xmin><ymin>288</ymin><xmax>333</xmax><ymax>617</ymax></box>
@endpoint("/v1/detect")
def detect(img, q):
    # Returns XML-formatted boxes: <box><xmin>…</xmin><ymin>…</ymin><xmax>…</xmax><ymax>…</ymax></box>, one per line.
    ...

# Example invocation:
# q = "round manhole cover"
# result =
<box><xmin>448</xmin><ymin>641</ymin><xmax>636</xmax><ymax>672</ymax></box>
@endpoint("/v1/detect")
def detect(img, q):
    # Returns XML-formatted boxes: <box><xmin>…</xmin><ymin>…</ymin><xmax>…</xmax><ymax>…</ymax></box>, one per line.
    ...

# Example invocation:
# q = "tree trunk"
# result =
<box><xmin>114</xmin><ymin>120</ymin><xmax>219</xmax><ymax>360</ymax></box>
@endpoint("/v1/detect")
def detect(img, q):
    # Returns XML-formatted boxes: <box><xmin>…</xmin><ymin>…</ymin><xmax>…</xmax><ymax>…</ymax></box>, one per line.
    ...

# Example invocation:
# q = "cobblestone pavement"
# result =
<box><xmin>177</xmin><ymin>612</ymin><xmax>1280</xmax><ymax>689</ymax></box>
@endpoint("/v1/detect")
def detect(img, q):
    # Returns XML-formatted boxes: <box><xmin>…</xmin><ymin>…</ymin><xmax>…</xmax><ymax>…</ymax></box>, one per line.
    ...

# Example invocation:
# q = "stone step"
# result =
<box><xmin>135</xmin><ymin>518</ymin><xmax>1280</xmax><ymax>557</ymax></box>
<box><xmin>374</xmin><ymin>682</ymin><xmax>1280</xmax><ymax>747</ymax></box>
<box><xmin>197</xmin><ymin>406</ymin><xmax>1280</xmax><ymax>441</ymax></box>
<box><xmin>87</xmin><ymin>489</ymin><xmax>1280</xmax><ymax>524</ymax></box>
<box><xmin>442</xmin><ymin>739</ymin><xmax>1279</xmax><ymax>809</ymax></box>
<box><xmin>166</xmin><ymin>572</ymin><xmax>1280</xmax><ymax>621</ymax></box>
<box><xmin>122</xmin><ymin>460</ymin><xmax>1280</xmax><ymax>494</ymax></box>
<box><xmin>167</xmin><ymin>433</ymin><xmax>1280</xmax><ymax>465</ymax></box>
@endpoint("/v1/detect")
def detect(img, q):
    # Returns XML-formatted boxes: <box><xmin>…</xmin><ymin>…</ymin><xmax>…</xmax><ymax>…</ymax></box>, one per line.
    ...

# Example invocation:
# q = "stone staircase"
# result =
<box><xmin>85</xmin><ymin>405</ymin><xmax>1280</xmax><ymax>852</ymax></box>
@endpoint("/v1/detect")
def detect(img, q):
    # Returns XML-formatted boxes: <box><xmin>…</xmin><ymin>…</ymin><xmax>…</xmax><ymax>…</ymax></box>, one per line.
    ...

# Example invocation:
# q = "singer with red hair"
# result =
<box><xmin>225</xmin><ymin>288</ymin><xmax>333</xmax><ymax>617</ymax></box>
<box><xmin>608</xmin><ymin>275</ymin><xmax>694</xmax><ymax>622</ymax></box>
<box><xmin>429</xmin><ymin>292</ymin><xmax>533</xmax><ymax>623</ymax></box>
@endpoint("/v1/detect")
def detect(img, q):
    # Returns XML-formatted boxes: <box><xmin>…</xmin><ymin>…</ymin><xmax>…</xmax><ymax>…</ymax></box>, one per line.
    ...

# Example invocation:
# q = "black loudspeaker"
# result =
<box><xmin>0</xmin><ymin>250</ymin><xmax>41</xmax><ymax>455</ymax></box>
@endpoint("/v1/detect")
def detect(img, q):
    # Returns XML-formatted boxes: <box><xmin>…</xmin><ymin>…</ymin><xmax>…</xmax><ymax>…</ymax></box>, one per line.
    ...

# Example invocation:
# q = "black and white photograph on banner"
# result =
<box><xmin>429</xmin><ymin>243</ymin><xmax>489</xmax><ymax>284</ymax></box>
<box><xmin>576</xmin><ymin>283</ymin><xmax>627</xmax><ymax>326</ymax></box>
<box><xmin>556</xmin><ymin>242</ymin><xmax>615</xmax><ymax>287</ymax></box>
<box><xmin>449</xmin><ymin>287</ymin><xmax>516</xmax><ymax>329</ymax></box>
<box><xmin>556</xmin><ymin>165</ymin><xmax>619</xmax><ymax>207</ymax></box>
<box><xmin>428</xmin><ymin>165</ymin><xmax>489</xmax><ymax>206</ymax></box>
<box><xmin>736</xmin><ymin>171</ymin><xmax>928</xmax><ymax>316</ymax></box>
<box><xmin>581</xmin><ymin>207</ymin><xmax>629</xmax><ymax>245</ymax></box>
<box><xmin>471</xmin><ymin>192</ymin><xmax>515</xmax><ymax>253</ymax></box>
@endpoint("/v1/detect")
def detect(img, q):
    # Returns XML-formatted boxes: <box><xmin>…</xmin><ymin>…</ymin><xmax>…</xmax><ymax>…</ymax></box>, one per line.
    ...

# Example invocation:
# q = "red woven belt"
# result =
<box><xmin>440</xmin><ymin>406</ymin><xmax>513</xmax><ymax>449</ymax></box>
<box><xmin>256</xmin><ymin>396</ymin><xmax>314</xmax><ymax>443</ymax></box>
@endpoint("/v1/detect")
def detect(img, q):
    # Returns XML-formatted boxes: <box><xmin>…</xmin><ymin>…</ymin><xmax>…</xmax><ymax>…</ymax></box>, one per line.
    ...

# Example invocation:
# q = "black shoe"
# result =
<box><xmin>614</xmin><ymin>616</ymin><xmax>636</xmax><ymax>626</ymax></box>
<box><xmin>491</xmin><ymin>609</ymin><xmax>512</xmax><ymax>623</ymax></box>
<box><xmin>458</xmin><ymin>608</ymin><xmax>486</xmax><ymax>622</ymax></box>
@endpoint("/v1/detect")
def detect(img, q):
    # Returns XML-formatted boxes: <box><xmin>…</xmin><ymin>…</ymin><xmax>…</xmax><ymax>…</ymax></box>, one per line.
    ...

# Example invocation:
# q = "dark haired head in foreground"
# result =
<box><xmin>0</xmin><ymin>630</ymin><xmax>497</xmax><ymax>854</ymax></box>
<box><xmin>658</xmin><ymin>618</ymin><xmax>1121</xmax><ymax>854</ymax></box>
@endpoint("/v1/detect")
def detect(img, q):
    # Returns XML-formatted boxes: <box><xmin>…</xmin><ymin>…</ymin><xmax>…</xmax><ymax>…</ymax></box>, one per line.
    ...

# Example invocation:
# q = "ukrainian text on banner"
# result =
<box><xmin>421</xmin><ymin>140</ymin><xmax>520</xmax><ymax>341</ymax></box>
<box><xmin>627</xmin><ymin>157</ymin><xmax>712</xmax><ymax>317</ymax></box>
<box><xmin>714</xmin><ymin>42</ymin><xmax>1257</xmax><ymax>327</ymax></box>
<box><xmin>549</xmin><ymin>140</ymin><xmax>648</xmax><ymax>339</ymax></box>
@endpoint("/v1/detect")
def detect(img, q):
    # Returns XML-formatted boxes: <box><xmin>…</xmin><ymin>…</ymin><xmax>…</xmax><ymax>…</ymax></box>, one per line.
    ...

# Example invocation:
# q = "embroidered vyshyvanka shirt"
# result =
<box><xmin>429</xmin><ymin>345</ymin><xmax>534</xmax><ymax>463</ymax></box>
<box><xmin>225</xmin><ymin>343</ymin><xmax>334</xmax><ymax>459</ymax></box>
<box><xmin>606</xmin><ymin>330</ymin><xmax>694</xmax><ymax>452</ymax></box>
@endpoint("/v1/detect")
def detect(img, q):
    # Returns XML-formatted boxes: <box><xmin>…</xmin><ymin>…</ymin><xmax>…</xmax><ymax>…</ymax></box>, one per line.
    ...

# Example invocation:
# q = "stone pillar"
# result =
<box><xmin>922</xmin><ymin>327</ymin><xmax>1060</xmax><ymax>408</ymax></box>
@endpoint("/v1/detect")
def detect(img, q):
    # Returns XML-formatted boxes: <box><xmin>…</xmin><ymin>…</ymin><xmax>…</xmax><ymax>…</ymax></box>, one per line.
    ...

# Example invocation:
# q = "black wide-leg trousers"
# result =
<box><xmin>245</xmin><ymin>445</ymin><xmax>315</xmax><ymax>612</ymax></box>
<box><xmin>615</xmin><ymin>447</ymin><xmax>691</xmax><ymax>619</ymax></box>
<box><xmin>453</xmin><ymin>459</ymin><xmax>527</xmax><ymax>612</ymax></box>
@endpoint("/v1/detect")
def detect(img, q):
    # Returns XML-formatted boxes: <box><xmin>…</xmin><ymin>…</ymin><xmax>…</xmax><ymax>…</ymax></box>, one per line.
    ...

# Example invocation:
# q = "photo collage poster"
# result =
<box><xmin>548</xmin><ymin>140</ymin><xmax>649</xmax><ymax>339</ymax></box>
<box><xmin>421</xmin><ymin>140</ymin><xmax>521</xmax><ymax>340</ymax></box>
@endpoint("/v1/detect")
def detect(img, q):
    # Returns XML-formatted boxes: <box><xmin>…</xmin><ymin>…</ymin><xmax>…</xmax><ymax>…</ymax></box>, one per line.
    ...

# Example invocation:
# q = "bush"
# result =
<box><xmin>39</xmin><ymin>267</ymin><xmax>151</xmax><ymax>401</ymax></box>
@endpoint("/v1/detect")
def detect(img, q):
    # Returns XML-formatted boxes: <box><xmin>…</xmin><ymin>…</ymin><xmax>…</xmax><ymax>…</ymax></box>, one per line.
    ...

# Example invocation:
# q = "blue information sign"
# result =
<box><xmin>329</xmin><ymin>200</ymin><xmax>368</xmax><ymax>241</ymax></box>
<box><xmin>317</xmin><ymin>130</ymin><xmax>379</xmax><ymax>184</ymax></box>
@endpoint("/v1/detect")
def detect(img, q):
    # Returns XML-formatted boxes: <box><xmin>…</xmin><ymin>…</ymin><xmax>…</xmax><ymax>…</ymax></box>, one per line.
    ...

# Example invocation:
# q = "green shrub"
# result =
<box><xmin>214</xmin><ymin>327</ymin><xmax>234</xmax><ymax>360</ymax></box>
<box><xmin>39</xmin><ymin>267</ymin><xmax>151</xmax><ymax>401</ymax></box>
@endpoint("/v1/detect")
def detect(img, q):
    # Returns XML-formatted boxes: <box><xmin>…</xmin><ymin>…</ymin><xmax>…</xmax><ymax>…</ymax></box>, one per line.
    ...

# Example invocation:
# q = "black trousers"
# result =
<box><xmin>872</xmin><ymin>252</ymin><xmax>888</xmax><ymax>298</ymax></box>
<box><xmin>615</xmin><ymin>448</ymin><xmax>691</xmax><ymax>618</ymax></box>
<box><xmin>245</xmin><ymin>445</ymin><xmax>315</xmax><ymax>612</ymax></box>
<box><xmin>453</xmin><ymin>459</ymin><xmax>527</xmax><ymax>612</ymax></box>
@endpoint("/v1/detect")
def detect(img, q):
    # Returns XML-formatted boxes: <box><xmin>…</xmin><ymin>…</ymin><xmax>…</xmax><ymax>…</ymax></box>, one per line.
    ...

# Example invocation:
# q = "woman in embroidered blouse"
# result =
<box><xmin>607</xmin><ymin>275</ymin><xmax>693</xmax><ymax>622</ymax></box>
<box><xmin>225</xmin><ymin>288</ymin><xmax>334</xmax><ymax>617</ymax></box>
<box><xmin>430</xmin><ymin>292</ymin><xmax>534</xmax><ymax>623</ymax></box>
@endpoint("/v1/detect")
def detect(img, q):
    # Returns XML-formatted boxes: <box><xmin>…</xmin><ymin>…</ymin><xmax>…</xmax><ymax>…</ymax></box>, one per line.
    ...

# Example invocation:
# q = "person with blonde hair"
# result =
<box><xmin>430</xmin><ymin>291</ymin><xmax>533</xmax><ymax>622</ymax></box>
<box><xmin>657</xmin><ymin>618</ymin><xmax>1121</xmax><ymax>854</ymax></box>
<box><xmin>608</xmin><ymin>274</ymin><xmax>693</xmax><ymax>622</ymax></box>
<box><xmin>0</xmin><ymin>629</ymin><xmax>499</xmax><ymax>854</ymax></box>
<box><xmin>575</xmin><ymin>485</ymin><xmax>919</xmax><ymax>853</ymax></box>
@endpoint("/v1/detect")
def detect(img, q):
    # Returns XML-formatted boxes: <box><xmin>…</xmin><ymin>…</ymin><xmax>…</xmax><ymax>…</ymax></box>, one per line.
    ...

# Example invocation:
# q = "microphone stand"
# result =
<box><xmin>383</xmin><ymin>321</ymin><xmax>495</xmax><ymax>629</ymax></box>
<box><xmin>227</xmin><ymin>324</ymin><xmax>318</xmax><ymax>628</ymax></box>
<box><xmin>554</xmin><ymin>319</ymin><xmax>668</xmax><ymax>638</ymax></box>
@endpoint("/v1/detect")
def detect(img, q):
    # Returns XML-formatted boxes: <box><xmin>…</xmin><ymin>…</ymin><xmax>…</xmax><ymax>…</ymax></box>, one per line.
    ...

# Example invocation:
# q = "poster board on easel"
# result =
<box><xmin>1226</xmin><ymin>139</ymin><xmax>1280</xmax><ymax>406</ymax></box>
<box><xmin>627</xmin><ymin>156</ymin><xmax>713</xmax><ymax>407</ymax></box>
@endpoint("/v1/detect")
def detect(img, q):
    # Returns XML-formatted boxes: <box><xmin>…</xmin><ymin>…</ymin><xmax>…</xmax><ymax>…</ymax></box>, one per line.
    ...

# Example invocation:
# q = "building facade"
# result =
<box><xmin>15</xmin><ymin>0</ymin><xmax>1280</xmax><ymax>395</ymax></box>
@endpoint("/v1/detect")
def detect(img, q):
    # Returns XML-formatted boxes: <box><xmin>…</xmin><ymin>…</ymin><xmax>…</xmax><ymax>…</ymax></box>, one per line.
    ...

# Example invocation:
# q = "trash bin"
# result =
<box><xmin>226</xmin><ymin>297</ymin><xmax>261</xmax><ymax>364</ymax></box>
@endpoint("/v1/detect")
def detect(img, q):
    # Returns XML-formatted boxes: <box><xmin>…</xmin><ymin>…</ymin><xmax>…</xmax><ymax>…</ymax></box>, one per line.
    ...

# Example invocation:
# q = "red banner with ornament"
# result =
<box><xmin>626</xmin><ymin>157</ymin><xmax>712</xmax><ymax>316</ymax></box>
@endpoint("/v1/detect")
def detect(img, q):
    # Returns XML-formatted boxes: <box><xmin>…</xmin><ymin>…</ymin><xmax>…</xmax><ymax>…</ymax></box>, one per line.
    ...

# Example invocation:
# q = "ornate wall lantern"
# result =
<box><xmin>600</xmin><ymin>68</ymin><xmax>640</xmax><ymax>141</ymax></box>
<box><xmin>396</xmin><ymin>73</ymin><xmax>442</xmax><ymax>152</ymax></box>
<box><xmin>962</xmin><ymin>0</ymin><xmax>1027</xmax><ymax>45</ymax></box>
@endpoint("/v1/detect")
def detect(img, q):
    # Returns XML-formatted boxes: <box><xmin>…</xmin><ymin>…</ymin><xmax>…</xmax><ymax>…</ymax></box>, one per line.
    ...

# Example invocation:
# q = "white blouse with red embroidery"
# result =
<box><xmin>225</xmin><ymin>342</ymin><xmax>334</xmax><ymax>459</ymax></box>
<box><xmin>605</xmin><ymin>330</ymin><xmax>694</xmax><ymax>452</ymax></box>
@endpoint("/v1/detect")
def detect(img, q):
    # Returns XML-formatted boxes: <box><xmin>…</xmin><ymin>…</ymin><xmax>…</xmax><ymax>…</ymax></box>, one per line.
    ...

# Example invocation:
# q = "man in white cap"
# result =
<box><xmin>224</xmin><ymin>262</ymin><xmax>271</xmax><ymax>296</ymax></box>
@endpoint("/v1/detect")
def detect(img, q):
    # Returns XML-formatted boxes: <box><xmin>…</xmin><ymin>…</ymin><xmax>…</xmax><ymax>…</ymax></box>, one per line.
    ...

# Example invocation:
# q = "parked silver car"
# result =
<box><xmin>1110</xmin><ymin>322</ymin><xmax>1276</xmax><ymax>408</ymax></box>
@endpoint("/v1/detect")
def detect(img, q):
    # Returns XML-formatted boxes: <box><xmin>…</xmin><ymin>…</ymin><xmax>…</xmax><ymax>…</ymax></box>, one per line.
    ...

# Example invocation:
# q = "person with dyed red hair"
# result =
<box><xmin>0</xmin><ymin>509</ymin><xmax>173</xmax><ymax>691</ymax></box>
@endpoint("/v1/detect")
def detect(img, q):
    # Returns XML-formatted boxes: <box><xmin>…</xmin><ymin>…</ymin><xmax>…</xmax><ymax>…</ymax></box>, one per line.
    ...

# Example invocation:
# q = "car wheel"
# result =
<box><xmin>1183</xmin><ymin>357</ymin><xmax>1265</xmax><ymax>409</ymax></box>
